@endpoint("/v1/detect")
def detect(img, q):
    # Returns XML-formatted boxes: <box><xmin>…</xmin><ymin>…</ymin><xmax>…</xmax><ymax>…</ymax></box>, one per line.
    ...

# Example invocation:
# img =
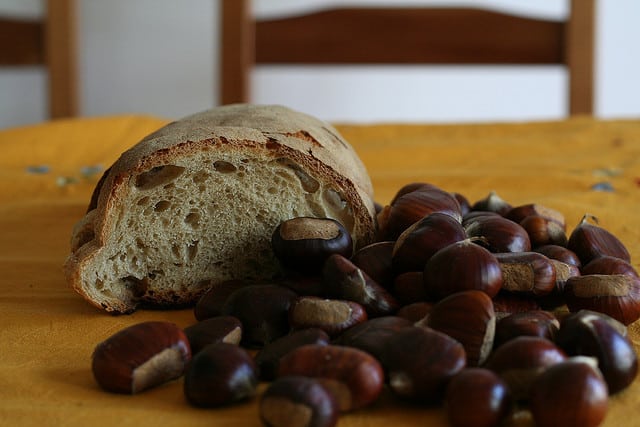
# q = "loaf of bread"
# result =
<box><xmin>64</xmin><ymin>104</ymin><xmax>377</xmax><ymax>313</ymax></box>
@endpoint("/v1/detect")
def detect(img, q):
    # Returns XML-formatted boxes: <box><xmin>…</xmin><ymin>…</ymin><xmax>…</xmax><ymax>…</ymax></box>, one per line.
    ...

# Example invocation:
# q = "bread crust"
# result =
<box><xmin>64</xmin><ymin>105</ymin><xmax>376</xmax><ymax>313</ymax></box>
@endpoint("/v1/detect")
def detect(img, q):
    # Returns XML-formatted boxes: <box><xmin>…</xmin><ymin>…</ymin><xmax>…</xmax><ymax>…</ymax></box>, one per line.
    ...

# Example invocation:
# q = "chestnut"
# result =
<box><xmin>271</xmin><ymin>217</ymin><xmax>353</xmax><ymax>274</ymax></box>
<box><xmin>194</xmin><ymin>279</ymin><xmax>247</xmax><ymax>321</ymax></box>
<box><xmin>556</xmin><ymin>310</ymin><xmax>638</xmax><ymax>394</ymax></box>
<box><xmin>529</xmin><ymin>357</ymin><xmax>608</xmax><ymax>427</ymax></box>
<box><xmin>183</xmin><ymin>342</ymin><xmax>258</xmax><ymax>407</ymax></box>
<box><xmin>351</xmin><ymin>241</ymin><xmax>395</xmax><ymax>289</ymax></box>
<box><xmin>484</xmin><ymin>336</ymin><xmax>566</xmax><ymax>399</ymax></box>
<box><xmin>382</xmin><ymin>326</ymin><xmax>466</xmax><ymax>403</ymax></box>
<box><xmin>567</xmin><ymin>214</ymin><xmax>631</xmax><ymax>265</ymax></box>
<box><xmin>260</xmin><ymin>376</ymin><xmax>339</xmax><ymax>427</ymax></box>
<box><xmin>519</xmin><ymin>214</ymin><xmax>568</xmax><ymax>247</ymax></box>
<box><xmin>495</xmin><ymin>252</ymin><xmax>556</xmax><ymax>297</ymax></box>
<box><xmin>389</xmin><ymin>182</ymin><xmax>441</xmax><ymax>205</ymax></box>
<box><xmin>493</xmin><ymin>310</ymin><xmax>559</xmax><ymax>348</ymax></box>
<box><xmin>91</xmin><ymin>321</ymin><xmax>191</xmax><ymax>394</ymax></box>
<box><xmin>396</xmin><ymin>301</ymin><xmax>434</xmax><ymax>322</ymax></box>
<box><xmin>288</xmin><ymin>296</ymin><xmax>367</xmax><ymax>337</ymax></box>
<box><xmin>452</xmin><ymin>192</ymin><xmax>472</xmax><ymax>216</ymax></box>
<box><xmin>471</xmin><ymin>190</ymin><xmax>512</xmax><ymax>216</ymax></box>
<box><xmin>391</xmin><ymin>212</ymin><xmax>466</xmax><ymax>274</ymax></box>
<box><xmin>424</xmin><ymin>239</ymin><xmax>503</xmax><ymax>300</ymax></box>
<box><xmin>505</xmin><ymin>203</ymin><xmax>566</xmax><ymax>228</ymax></box>
<box><xmin>464</xmin><ymin>215</ymin><xmax>531</xmax><ymax>253</ymax></box>
<box><xmin>534</xmin><ymin>244</ymin><xmax>582</xmax><ymax>267</ymax></box>
<box><xmin>421</xmin><ymin>290</ymin><xmax>496</xmax><ymax>366</ymax></box>
<box><xmin>183</xmin><ymin>315</ymin><xmax>242</xmax><ymax>354</ymax></box>
<box><xmin>278</xmin><ymin>344</ymin><xmax>384</xmax><ymax>412</ymax></box>
<box><xmin>221</xmin><ymin>284</ymin><xmax>297</xmax><ymax>347</ymax></box>
<box><xmin>392</xmin><ymin>271</ymin><xmax>428</xmax><ymax>305</ymax></box>
<box><xmin>377</xmin><ymin>186</ymin><xmax>462</xmax><ymax>240</ymax></box>
<box><xmin>322</xmin><ymin>254</ymin><xmax>399</xmax><ymax>317</ymax></box>
<box><xmin>254</xmin><ymin>328</ymin><xmax>330</xmax><ymax>381</ymax></box>
<box><xmin>492</xmin><ymin>292</ymin><xmax>541</xmax><ymax>319</ymax></box>
<box><xmin>563</xmin><ymin>274</ymin><xmax>640</xmax><ymax>325</ymax></box>
<box><xmin>334</xmin><ymin>316</ymin><xmax>413</xmax><ymax>363</ymax></box>
<box><xmin>445</xmin><ymin>368</ymin><xmax>511</xmax><ymax>427</ymax></box>
<box><xmin>581</xmin><ymin>255</ymin><xmax>639</xmax><ymax>277</ymax></box>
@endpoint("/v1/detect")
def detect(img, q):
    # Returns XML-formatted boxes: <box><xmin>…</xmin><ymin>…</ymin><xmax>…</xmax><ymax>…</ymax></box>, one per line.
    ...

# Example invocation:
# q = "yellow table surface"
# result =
<box><xmin>2</xmin><ymin>114</ymin><xmax>640</xmax><ymax>426</ymax></box>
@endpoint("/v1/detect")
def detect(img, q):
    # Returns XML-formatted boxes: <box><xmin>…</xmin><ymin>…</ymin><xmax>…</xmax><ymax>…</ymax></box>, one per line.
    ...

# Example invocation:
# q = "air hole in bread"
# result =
<box><xmin>120</xmin><ymin>276</ymin><xmax>147</xmax><ymax>298</ymax></box>
<box><xmin>276</xmin><ymin>158</ymin><xmax>319</xmax><ymax>193</ymax></box>
<box><xmin>213</xmin><ymin>161</ymin><xmax>237</xmax><ymax>173</ymax></box>
<box><xmin>185</xmin><ymin>212</ymin><xmax>201</xmax><ymax>228</ymax></box>
<box><xmin>135</xmin><ymin>165</ymin><xmax>185</xmax><ymax>190</ymax></box>
<box><xmin>187</xmin><ymin>240</ymin><xmax>199</xmax><ymax>260</ymax></box>
<box><xmin>324</xmin><ymin>188</ymin><xmax>354</xmax><ymax>231</ymax></box>
<box><xmin>171</xmin><ymin>244</ymin><xmax>181</xmax><ymax>260</ymax></box>
<box><xmin>267</xmin><ymin>187</ymin><xmax>277</xmax><ymax>194</ymax></box>
<box><xmin>148</xmin><ymin>270</ymin><xmax>164</xmax><ymax>279</ymax></box>
<box><xmin>95</xmin><ymin>279</ymin><xmax>104</xmax><ymax>291</ymax></box>
<box><xmin>137</xmin><ymin>196</ymin><xmax>150</xmax><ymax>206</ymax></box>
<box><xmin>192</xmin><ymin>170</ymin><xmax>209</xmax><ymax>183</ymax></box>
<box><xmin>154</xmin><ymin>200</ymin><xmax>171</xmax><ymax>212</ymax></box>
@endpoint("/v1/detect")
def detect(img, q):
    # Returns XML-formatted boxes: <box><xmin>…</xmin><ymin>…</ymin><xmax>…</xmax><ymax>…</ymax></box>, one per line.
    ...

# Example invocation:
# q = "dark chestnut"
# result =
<box><xmin>392</xmin><ymin>271</ymin><xmax>428</xmax><ymax>305</ymax></box>
<box><xmin>493</xmin><ymin>310</ymin><xmax>559</xmax><ymax>348</ymax></box>
<box><xmin>183</xmin><ymin>315</ymin><xmax>242</xmax><ymax>354</ymax></box>
<box><xmin>495</xmin><ymin>252</ymin><xmax>557</xmax><ymax>297</ymax></box>
<box><xmin>534</xmin><ymin>244</ymin><xmax>582</xmax><ymax>267</ymax></box>
<box><xmin>183</xmin><ymin>342</ymin><xmax>258</xmax><ymax>407</ymax></box>
<box><xmin>271</xmin><ymin>217</ymin><xmax>353</xmax><ymax>274</ymax></box>
<box><xmin>254</xmin><ymin>328</ymin><xmax>330</xmax><ymax>381</ymax></box>
<box><xmin>471</xmin><ymin>191</ymin><xmax>512</xmax><ymax>216</ymax></box>
<box><xmin>567</xmin><ymin>214</ymin><xmax>631</xmax><ymax>265</ymax></box>
<box><xmin>392</xmin><ymin>212</ymin><xmax>467</xmax><ymax>274</ymax></box>
<box><xmin>334</xmin><ymin>316</ymin><xmax>413</xmax><ymax>363</ymax></box>
<box><xmin>288</xmin><ymin>296</ymin><xmax>367</xmax><ymax>337</ymax></box>
<box><xmin>529</xmin><ymin>357</ymin><xmax>608</xmax><ymax>427</ymax></box>
<box><xmin>505</xmin><ymin>203</ymin><xmax>565</xmax><ymax>228</ymax></box>
<box><xmin>424</xmin><ymin>239</ymin><xmax>503</xmax><ymax>300</ymax></box>
<box><xmin>260</xmin><ymin>376</ymin><xmax>339</xmax><ymax>427</ymax></box>
<box><xmin>581</xmin><ymin>255</ymin><xmax>639</xmax><ymax>277</ymax></box>
<box><xmin>445</xmin><ymin>368</ymin><xmax>511</xmax><ymax>427</ymax></box>
<box><xmin>382</xmin><ymin>326</ymin><xmax>466</xmax><ymax>403</ymax></box>
<box><xmin>351</xmin><ymin>241</ymin><xmax>396</xmax><ymax>289</ymax></box>
<box><xmin>556</xmin><ymin>310</ymin><xmax>638</xmax><ymax>394</ymax></box>
<box><xmin>92</xmin><ymin>321</ymin><xmax>191</xmax><ymax>394</ymax></box>
<box><xmin>464</xmin><ymin>215</ymin><xmax>531</xmax><ymax>253</ymax></box>
<box><xmin>194</xmin><ymin>279</ymin><xmax>247</xmax><ymax>321</ymax></box>
<box><xmin>520</xmin><ymin>214</ymin><xmax>568</xmax><ymax>247</ymax></box>
<box><xmin>220</xmin><ymin>284</ymin><xmax>297</xmax><ymax>347</ymax></box>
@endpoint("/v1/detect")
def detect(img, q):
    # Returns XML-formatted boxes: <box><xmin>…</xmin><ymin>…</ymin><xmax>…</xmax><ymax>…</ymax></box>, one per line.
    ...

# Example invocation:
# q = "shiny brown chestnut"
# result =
<box><xmin>495</xmin><ymin>252</ymin><xmax>557</xmax><ymax>297</ymax></box>
<box><xmin>382</xmin><ymin>326</ymin><xmax>466</xmax><ymax>403</ymax></box>
<box><xmin>183</xmin><ymin>342</ymin><xmax>258</xmax><ymax>407</ymax></box>
<box><xmin>492</xmin><ymin>292</ymin><xmax>541</xmax><ymax>319</ymax></box>
<box><xmin>452</xmin><ymin>192</ymin><xmax>472</xmax><ymax>216</ymax></box>
<box><xmin>220</xmin><ymin>284</ymin><xmax>297</xmax><ymax>347</ymax></box>
<box><xmin>334</xmin><ymin>316</ymin><xmax>413</xmax><ymax>364</ymax></box>
<box><xmin>392</xmin><ymin>271</ymin><xmax>428</xmax><ymax>305</ymax></box>
<box><xmin>567</xmin><ymin>214</ymin><xmax>631</xmax><ymax>265</ymax></box>
<box><xmin>424</xmin><ymin>239</ymin><xmax>503</xmax><ymax>300</ymax></box>
<box><xmin>556</xmin><ymin>309</ymin><xmax>638</xmax><ymax>394</ymax></box>
<box><xmin>581</xmin><ymin>255</ymin><xmax>639</xmax><ymax>277</ymax></box>
<box><xmin>183</xmin><ymin>315</ymin><xmax>242</xmax><ymax>354</ymax></box>
<box><xmin>255</xmin><ymin>328</ymin><xmax>330</xmax><ymax>381</ymax></box>
<box><xmin>351</xmin><ymin>241</ymin><xmax>396</xmax><ymax>289</ymax></box>
<box><xmin>529</xmin><ymin>357</ymin><xmax>608</xmax><ymax>427</ymax></box>
<box><xmin>471</xmin><ymin>190</ymin><xmax>513</xmax><ymax>216</ymax></box>
<box><xmin>445</xmin><ymin>368</ymin><xmax>511</xmax><ymax>427</ymax></box>
<box><xmin>194</xmin><ymin>279</ymin><xmax>247</xmax><ymax>321</ymax></box>
<box><xmin>389</xmin><ymin>182</ymin><xmax>441</xmax><ymax>205</ymax></box>
<box><xmin>519</xmin><ymin>214</ymin><xmax>568</xmax><ymax>247</ymax></box>
<box><xmin>534</xmin><ymin>244</ymin><xmax>582</xmax><ymax>267</ymax></box>
<box><xmin>288</xmin><ymin>296</ymin><xmax>367</xmax><ymax>337</ymax></box>
<box><xmin>278</xmin><ymin>344</ymin><xmax>384</xmax><ymax>412</ymax></box>
<box><xmin>484</xmin><ymin>336</ymin><xmax>566</xmax><ymax>399</ymax></box>
<box><xmin>396</xmin><ymin>301</ymin><xmax>434</xmax><ymax>322</ymax></box>
<box><xmin>271</xmin><ymin>217</ymin><xmax>353</xmax><ymax>274</ymax></box>
<box><xmin>493</xmin><ymin>310</ymin><xmax>559</xmax><ymax>348</ymax></box>
<box><xmin>563</xmin><ymin>274</ymin><xmax>640</xmax><ymax>325</ymax></box>
<box><xmin>322</xmin><ymin>254</ymin><xmax>399</xmax><ymax>317</ymax></box>
<box><xmin>506</xmin><ymin>203</ymin><xmax>566</xmax><ymax>228</ymax></box>
<box><xmin>420</xmin><ymin>290</ymin><xmax>496</xmax><ymax>366</ymax></box>
<box><xmin>92</xmin><ymin>321</ymin><xmax>191</xmax><ymax>394</ymax></box>
<box><xmin>464</xmin><ymin>215</ymin><xmax>531</xmax><ymax>253</ymax></box>
<box><xmin>260</xmin><ymin>376</ymin><xmax>339</xmax><ymax>427</ymax></box>
<box><xmin>377</xmin><ymin>186</ymin><xmax>462</xmax><ymax>240</ymax></box>
<box><xmin>392</xmin><ymin>212</ymin><xmax>467</xmax><ymax>274</ymax></box>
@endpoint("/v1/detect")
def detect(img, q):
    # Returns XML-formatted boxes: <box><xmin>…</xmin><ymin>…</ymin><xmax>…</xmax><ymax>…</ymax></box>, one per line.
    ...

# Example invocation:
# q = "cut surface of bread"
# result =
<box><xmin>64</xmin><ymin>104</ymin><xmax>376</xmax><ymax>313</ymax></box>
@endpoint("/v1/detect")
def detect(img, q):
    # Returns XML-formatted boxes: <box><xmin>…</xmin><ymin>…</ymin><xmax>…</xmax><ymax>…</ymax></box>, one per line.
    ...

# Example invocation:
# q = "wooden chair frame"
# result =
<box><xmin>0</xmin><ymin>0</ymin><xmax>78</xmax><ymax>118</ymax></box>
<box><xmin>221</xmin><ymin>0</ymin><xmax>594</xmax><ymax>115</ymax></box>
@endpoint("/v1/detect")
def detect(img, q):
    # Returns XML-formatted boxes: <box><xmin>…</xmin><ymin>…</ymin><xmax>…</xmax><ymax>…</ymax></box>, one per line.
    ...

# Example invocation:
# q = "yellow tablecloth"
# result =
<box><xmin>1</xmin><ymin>114</ymin><xmax>640</xmax><ymax>426</ymax></box>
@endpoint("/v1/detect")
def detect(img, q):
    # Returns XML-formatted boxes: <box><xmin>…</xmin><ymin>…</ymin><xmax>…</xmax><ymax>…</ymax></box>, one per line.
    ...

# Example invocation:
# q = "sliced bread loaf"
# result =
<box><xmin>64</xmin><ymin>104</ymin><xmax>377</xmax><ymax>313</ymax></box>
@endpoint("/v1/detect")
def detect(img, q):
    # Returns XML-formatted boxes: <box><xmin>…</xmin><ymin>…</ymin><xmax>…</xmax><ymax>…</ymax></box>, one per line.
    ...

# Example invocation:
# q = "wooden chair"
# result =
<box><xmin>221</xmin><ymin>0</ymin><xmax>594</xmax><ymax>116</ymax></box>
<box><xmin>0</xmin><ymin>0</ymin><xmax>78</xmax><ymax>119</ymax></box>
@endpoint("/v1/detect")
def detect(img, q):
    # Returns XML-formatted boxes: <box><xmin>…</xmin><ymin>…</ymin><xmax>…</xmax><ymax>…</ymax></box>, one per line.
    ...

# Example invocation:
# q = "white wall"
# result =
<box><xmin>1</xmin><ymin>0</ymin><xmax>640</xmax><ymax>128</ymax></box>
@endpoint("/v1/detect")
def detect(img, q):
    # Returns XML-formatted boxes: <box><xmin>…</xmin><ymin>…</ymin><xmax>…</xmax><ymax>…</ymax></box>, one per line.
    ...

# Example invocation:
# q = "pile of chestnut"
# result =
<box><xmin>91</xmin><ymin>183</ymin><xmax>640</xmax><ymax>427</ymax></box>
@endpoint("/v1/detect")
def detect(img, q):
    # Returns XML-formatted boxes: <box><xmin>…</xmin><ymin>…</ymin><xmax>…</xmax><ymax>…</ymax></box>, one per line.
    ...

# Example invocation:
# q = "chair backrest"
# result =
<box><xmin>221</xmin><ymin>0</ymin><xmax>594</xmax><ymax>116</ymax></box>
<box><xmin>0</xmin><ymin>0</ymin><xmax>77</xmax><ymax>119</ymax></box>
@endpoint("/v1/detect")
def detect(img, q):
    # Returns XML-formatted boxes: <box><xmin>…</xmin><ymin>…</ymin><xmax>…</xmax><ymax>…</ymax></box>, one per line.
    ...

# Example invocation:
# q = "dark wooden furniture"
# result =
<box><xmin>221</xmin><ymin>1</ymin><xmax>595</xmax><ymax>115</ymax></box>
<box><xmin>0</xmin><ymin>0</ymin><xmax>78</xmax><ymax>118</ymax></box>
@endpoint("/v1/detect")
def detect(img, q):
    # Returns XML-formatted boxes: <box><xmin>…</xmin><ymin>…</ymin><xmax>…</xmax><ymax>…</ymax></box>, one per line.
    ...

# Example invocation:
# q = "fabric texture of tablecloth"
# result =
<box><xmin>1</xmin><ymin>113</ymin><xmax>640</xmax><ymax>426</ymax></box>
